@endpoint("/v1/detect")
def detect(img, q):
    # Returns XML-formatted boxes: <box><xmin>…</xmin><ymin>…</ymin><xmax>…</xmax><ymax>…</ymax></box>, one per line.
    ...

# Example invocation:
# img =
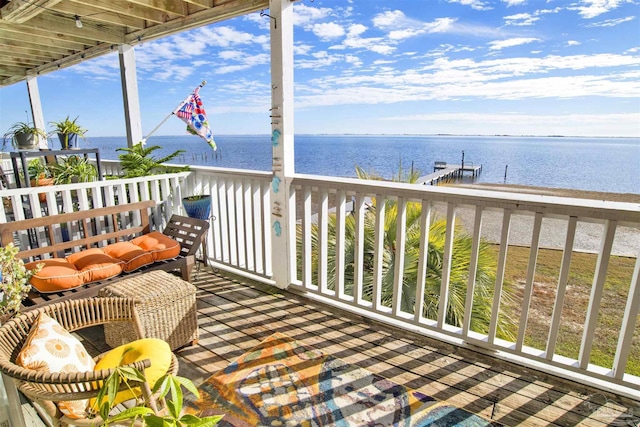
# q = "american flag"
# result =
<box><xmin>174</xmin><ymin>86</ymin><xmax>216</xmax><ymax>150</ymax></box>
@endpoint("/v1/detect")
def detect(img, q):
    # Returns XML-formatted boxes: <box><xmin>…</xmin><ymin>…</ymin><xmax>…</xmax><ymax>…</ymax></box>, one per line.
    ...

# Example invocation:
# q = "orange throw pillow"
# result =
<box><xmin>131</xmin><ymin>232</ymin><xmax>181</xmax><ymax>261</ymax></box>
<box><xmin>103</xmin><ymin>242</ymin><xmax>154</xmax><ymax>273</ymax></box>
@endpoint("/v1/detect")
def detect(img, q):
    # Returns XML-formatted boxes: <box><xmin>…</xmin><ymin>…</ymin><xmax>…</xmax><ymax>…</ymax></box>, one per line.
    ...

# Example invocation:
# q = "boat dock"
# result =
<box><xmin>417</xmin><ymin>161</ymin><xmax>482</xmax><ymax>185</ymax></box>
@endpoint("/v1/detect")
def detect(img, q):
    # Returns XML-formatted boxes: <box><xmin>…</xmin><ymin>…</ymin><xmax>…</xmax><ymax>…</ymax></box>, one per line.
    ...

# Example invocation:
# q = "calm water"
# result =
<box><xmin>83</xmin><ymin>135</ymin><xmax>640</xmax><ymax>194</ymax></box>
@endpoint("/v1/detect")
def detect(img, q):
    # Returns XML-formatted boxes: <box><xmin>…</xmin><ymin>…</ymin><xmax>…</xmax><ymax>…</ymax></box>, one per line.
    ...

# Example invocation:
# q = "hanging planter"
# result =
<box><xmin>182</xmin><ymin>195</ymin><xmax>212</xmax><ymax>220</ymax></box>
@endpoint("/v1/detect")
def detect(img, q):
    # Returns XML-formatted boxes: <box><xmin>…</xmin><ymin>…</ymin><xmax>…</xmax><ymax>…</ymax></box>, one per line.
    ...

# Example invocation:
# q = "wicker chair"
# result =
<box><xmin>0</xmin><ymin>297</ymin><xmax>179</xmax><ymax>426</ymax></box>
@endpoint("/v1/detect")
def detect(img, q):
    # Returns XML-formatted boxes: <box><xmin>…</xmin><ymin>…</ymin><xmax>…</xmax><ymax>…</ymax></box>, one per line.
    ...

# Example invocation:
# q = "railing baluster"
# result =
<box><xmin>262</xmin><ymin>180</ymin><xmax>272</xmax><ymax>277</ymax></box>
<box><xmin>234</xmin><ymin>178</ymin><xmax>246</xmax><ymax>269</ymax></box>
<box><xmin>243</xmin><ymin>179</ymin><xmax>254</xmax><ymax>271</ymax></box>
<box><xmin>488</xmin><ymin>209</ymin><xmax>511</xmax><ymax>344</ymax></box>
<box><xmin>372</xmin><ymin>195</ymin><xmax>386</xmax><ymax>312</ymax></box>
<box><xmin>546</xmin><ymin>216</ymin><xmax>577</xmax><ymax>359</ymax></box>
<box><xmin>437</xmin><ymin>203</ymin><xmax>456</xmax><ymax>328</ymax></box>
<box><xmin>353</xmin><ymin>192</ymin><xmax>366</xmax><ymax>305</ymax></box>
<box><xmin>302</xmin><ymin>186</ymin><xmax>313</xmax><ymax>287</ymax></box>
<box><xmin>227</xmin><ymin>179</ymin><xmax>238</xmax><ymax>266</ymax></box>
<box><xmin>516</xmin><ymin>212</ymin><xmax>544</xmax><ymax>351</ymax></box>
<box><xmin>463</xmin><ymin>206</ymin><xmax>484</xmax><ymax>336</ymax></box>
<box><xmin>392</xmin><ymin>197</ymin><xmax>407</xmax><ymax>317</ymax></box>
<box><xmin>613</xmin><ymin>253</ymin><xmax>640</xmax><ymax>379</ymax></box>
<box><xmin>335</xmin><ymin>190</ymin><xmax>346</xmax><ymax>299</ymax></box>
<box><xmin>318</xmin><ymin>189</ymin><xmax>329</xmax><ymax>294</ymax></box>
<box><xmin>579</xmin><ymin>219</ymin><xmax>617</xmax><ymax>369</ymax></box>
<box><xmin>414</xmin><ymin>200</ymin><xmax>431</xmax><ymax>324</ymax></box>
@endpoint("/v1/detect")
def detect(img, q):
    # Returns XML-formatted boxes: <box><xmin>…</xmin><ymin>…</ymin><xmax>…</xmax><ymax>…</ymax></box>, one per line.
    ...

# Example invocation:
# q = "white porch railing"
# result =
<box><xmin>1</xmin><ymin>164</ymin><xmax>639</xmax><ymax>399</ymax></box>
<box><xmin>290</xmin><ymin>174</ymin><xmax>640</xmax><ymax>399</ymax></box>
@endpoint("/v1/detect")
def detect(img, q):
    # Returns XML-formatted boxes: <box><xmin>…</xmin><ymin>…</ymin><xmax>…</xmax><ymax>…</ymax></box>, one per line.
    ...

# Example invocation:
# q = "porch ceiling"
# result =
<box><xmin>0</xmin><ymin>0</ymin><xmax>269</xmax><ymax>87</ymax></box>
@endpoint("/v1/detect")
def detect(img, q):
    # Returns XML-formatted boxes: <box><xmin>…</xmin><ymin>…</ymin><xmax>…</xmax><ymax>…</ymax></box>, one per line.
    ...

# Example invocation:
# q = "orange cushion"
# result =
<box><xmin>26</xmin><ymin>259</ymin><xmax>85</xmax><ymax>293</ymax></box>
<box><xmin>131</xmin><ymin>232</ymin><xmax>181</xmax><ymax>262</ymax></box>
<box><xmin>28</xmin><ymin>250</ymin><xmax>124</xmax><ymax>293</ymax></box>
<box><xmin>103</xmin><ymin>242</ymin><xmax>154</xmax><ymax>273</ymax></box>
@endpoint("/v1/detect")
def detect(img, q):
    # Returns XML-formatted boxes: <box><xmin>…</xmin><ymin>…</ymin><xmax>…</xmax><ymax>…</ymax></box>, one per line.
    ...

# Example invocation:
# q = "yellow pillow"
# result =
<box><xmin>89</xmin><ymin>338</ymin><xmax>172</xmax><ymax>410</ymax></box>
<box><xmin>16</xmin><ymin>313</ymin><xmax>95</xmax><ymax>420</ymax></box>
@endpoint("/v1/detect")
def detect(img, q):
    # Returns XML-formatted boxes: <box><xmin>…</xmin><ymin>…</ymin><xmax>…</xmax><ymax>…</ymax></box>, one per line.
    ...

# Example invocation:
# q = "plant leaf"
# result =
<box><xmin>106</xmin><ymin>406</ymin><xmax>152</xmax><ymax>423</ymax></box>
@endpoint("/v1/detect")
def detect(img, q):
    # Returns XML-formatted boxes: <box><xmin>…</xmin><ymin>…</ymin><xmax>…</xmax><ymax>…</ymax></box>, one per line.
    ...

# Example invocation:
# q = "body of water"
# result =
<box><xmin>84</xmin><ymin>134</ymin><xmax>639</xmax><ymax>194</ymax></box>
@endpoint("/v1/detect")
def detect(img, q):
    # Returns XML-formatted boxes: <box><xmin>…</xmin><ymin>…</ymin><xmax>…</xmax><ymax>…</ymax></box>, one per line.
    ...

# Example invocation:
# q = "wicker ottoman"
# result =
<box><xmin>98</xmin><ymin>270</ymin><xmax>199</xmax><ymax>351</ymax></box>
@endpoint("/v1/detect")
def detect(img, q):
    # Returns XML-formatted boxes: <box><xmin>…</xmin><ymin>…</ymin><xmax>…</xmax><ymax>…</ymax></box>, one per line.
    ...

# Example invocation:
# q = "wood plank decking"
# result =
<box><xmin>76</xmin><ymin>269</ymin><xmax>639</xmax><ymax>427</ymax></box>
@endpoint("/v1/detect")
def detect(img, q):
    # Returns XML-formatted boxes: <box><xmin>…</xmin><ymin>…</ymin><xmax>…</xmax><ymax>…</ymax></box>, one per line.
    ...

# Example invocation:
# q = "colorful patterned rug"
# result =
<box><xmin>187</xmin><ymin>333</ymin><xmax>499</xmax><ymax>426</ymax></box>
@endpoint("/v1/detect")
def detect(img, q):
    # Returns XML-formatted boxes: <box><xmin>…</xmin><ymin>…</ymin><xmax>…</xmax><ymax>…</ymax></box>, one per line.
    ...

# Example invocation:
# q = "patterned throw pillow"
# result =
<box><xmin>17</xmin><ymin>313</ymin><xmax>96</xmax><ymax>419</ymax></box>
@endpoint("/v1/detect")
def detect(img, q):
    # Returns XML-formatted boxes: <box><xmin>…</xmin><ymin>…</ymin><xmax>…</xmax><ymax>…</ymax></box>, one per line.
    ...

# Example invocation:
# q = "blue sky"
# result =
<box><xmin>1</xmin><ymin>0</ymin><xmax>639</xmax><ymax>138</ymax></box>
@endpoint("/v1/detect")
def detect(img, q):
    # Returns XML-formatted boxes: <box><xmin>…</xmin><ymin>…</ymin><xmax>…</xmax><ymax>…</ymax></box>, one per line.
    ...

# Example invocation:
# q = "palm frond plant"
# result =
<box><xmin>297</xmin><ymin>165</ymin><xmax>516</xmax><ymax>340</ymax></box>
<box><xmin>116</xmin><ymin>144</ymin><xmax>189</xmax><ymax>178</ymax></box>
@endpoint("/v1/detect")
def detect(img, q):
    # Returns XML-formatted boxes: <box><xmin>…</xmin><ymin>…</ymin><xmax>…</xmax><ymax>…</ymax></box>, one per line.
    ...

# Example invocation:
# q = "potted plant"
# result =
<box><xmin>49</xmin><ymin>115</ymin><xmax>87</xmax><ymax>149</ymax></box>
<box><xmin>0</xmin><ymin>243</ymin><xmax>41</xmax><ymax>323</ymax></box>
<box><xmin>51</xmin><ymin>155</ymin><xmax>98</xmax><ymax>184</ymax></box>
<box><xmin>2</xmin><ymin>121</ymin><xmax>47</xmax><ymax>151</ymax></box>
<box><xmin>182</xmin><ymin>193</ymin><xmax>212</xmax><ymax>220</ymax></box>
<box><xmin>27</xmin><ymin>158</ymin><xmax>54</xmax><ymax>202</ymax></box>
<box><xmin>95</xmin><ymin>366</ymin><xmax>222</xmax><ymax>426</ymax></box>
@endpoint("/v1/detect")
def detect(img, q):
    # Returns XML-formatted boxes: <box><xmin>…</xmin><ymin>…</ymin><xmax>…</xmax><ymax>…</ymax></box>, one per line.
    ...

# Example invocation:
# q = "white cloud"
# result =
<box><xmin>448</xmin><ymin>0</ymin><xmax>493</xmax><ymax>11</ymax></box>
<box><xmin>570</xmin><ymin>0</ymin><xmax>631</xmax><ymax>19</ymax></box>
<box><xmin>488</xmin><ymin>37</ymin><xmax>540</xmax><ymax>50</ymax></box>
<box><xmin>312</xmin><ymin>22</ymin><xmax>345</xmax><ymax>41</ymax></box>
<box><xmin>293</xmin><ymin>3</ymin><xmax>333</xmax><ymax>26</ymax></box>
<box><xmin>567</xmin><ymin>40</ymin><xmax>581</xmax><ymax>46</ymax></box>
<box><xmin>502</xmin><ymin>0</ymin><xmax>527</xmax><ymax>5</ymax></box>
<box><xmin>294</xmin><ymin>53</ymin><xmax>640</xmax><ymax>111</ymax></box>
<box><xmin>504</xmin><ymin>13</ymin><xmax>539</xmax><ymax>26</ymax></box>
<box><xmin>586</xmin><ymin>15</ymin><xmax>636</xmax><ymax>26</ymax></box>
<box><xmin>379</xmin><ymin>112</ymin><xmax>640</xmax><ymax>136</ymax></box>
<box><xmin>504</xmin><ymin>8</ymin><xmax>561</xmax><ymax>26</ymax></box>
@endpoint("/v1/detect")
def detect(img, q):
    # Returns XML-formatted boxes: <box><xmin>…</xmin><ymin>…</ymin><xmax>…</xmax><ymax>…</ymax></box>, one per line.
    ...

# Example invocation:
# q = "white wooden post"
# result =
<box><xmin>118</xmin><ymin>44</ymin><xmax>143</xmax><ymax>147</ymax></box>
<box><xmin>269</xmin><ymin>0</ymin><xmax>295</xmax><ymax>289</ymax></box>
<box><xmin>26</xmin><ymin>76</ymin><xmax>47</xmax><ymax>149</ymax></box>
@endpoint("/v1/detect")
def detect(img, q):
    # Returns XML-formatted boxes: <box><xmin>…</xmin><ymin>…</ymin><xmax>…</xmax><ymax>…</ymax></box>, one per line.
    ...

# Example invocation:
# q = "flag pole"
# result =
<box><xmin>139</xmin><ymin>81</ymin><xmax>207</xmax><ymax>145</ymax></box>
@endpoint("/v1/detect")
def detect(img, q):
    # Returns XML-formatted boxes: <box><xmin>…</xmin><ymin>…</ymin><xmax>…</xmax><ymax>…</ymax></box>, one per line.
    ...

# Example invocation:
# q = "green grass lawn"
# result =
<box><xmin>496</xmin><ymin>245</ymin><xmax>639</xmax><ymax>376</ymax></box>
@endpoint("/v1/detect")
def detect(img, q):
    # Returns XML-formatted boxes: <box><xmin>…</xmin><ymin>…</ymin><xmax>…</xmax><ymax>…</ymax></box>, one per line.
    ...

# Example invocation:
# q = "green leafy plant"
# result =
<box><xmin>0</xmin><ymin>243</ymin><xmax>42</xmax><ymax>323</ymax></box>
<box><xmin>95</xmin><ymin>366</ymin><xmax>222</xmax><ymax>426</ymax></box>
<box><xmin>50</xmin><ymin>155</ymin><xmax>98</xmax><ymax>184</ymax></box>
<box><xmin>2</xmin><ymin>121</ymin><xmax>47</xmax><ymax>150</ymax></box>
<box><xmin>116</xmin><ymin>143</ymin><xmax>189</xmax><ymax>178</ymax></box>
<box><xmin>49</xmin><ymin>115</ymin><xmax>87</xmax><ymax>136</ymax></box>
<box><xmin>27</xmin><ymin>158</ymin><xmax>51</xmax><ymax>180</ymax></box>
<box><xmin>49</xmin><ymin>115</ymin><xmax>87</xmax><ymax>149</ymax></box>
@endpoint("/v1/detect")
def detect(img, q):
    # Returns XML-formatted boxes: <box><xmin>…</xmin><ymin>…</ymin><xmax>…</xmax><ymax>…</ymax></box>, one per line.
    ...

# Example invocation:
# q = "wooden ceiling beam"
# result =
<box><xmin>0</xmin><ymin>26</ymin><xmax>88</xmax><ymax>50</ymax></box>
<box><xmin>183</xmin><ymin>0</ymin><xmax>214</xmax><ymax>7</ymax></box>
<box><xmin>54</xmin><ymin>1</ymin><xmax>146</xmax><ymax>29</ymax></box>
<box><xmin>23</xmin><ymin>13</ymin><xmax>126</xmax><ymax>44</ymax></box>
<box><xmin>0</xmin><ymin>37</ymin><xmax>75</xmax><ymax>55</ymax></box>
<box><xmin>67</xmin><ymin>0</ymin><xmax>169</xmax><ymax>24</ymax></box>
<box><xmin>126</xmin><ymin>0</ymin><xmax>187</xmax><ymax>16</ymax></box>
<box><xmin>0</xmin><ymin>64</ymin><xmax>28</xmax><ymax>76</ymax></box>
<box><xmin>0</xmin><ymin>43</ymin><xmax>63</xmax><ymax>60</ymax></box>
<box><xmin>0</xmin><ymin>0</ymin><xmax>62</xmax><ymax>23</ymax></box>
<box><xmin>0</xmin><ymin>57</ymin><xmax>44</xmax><ymax>67</ymax></box>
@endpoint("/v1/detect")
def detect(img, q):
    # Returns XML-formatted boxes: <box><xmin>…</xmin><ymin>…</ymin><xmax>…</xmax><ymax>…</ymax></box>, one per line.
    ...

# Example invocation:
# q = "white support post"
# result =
<box><xmin>26</xmin><ymin>76</ymin><xmax>47</xmax><ymax>149</ymax></box>
<box><xmin>118</xmin><ymin>44</ymin><xmax>143</xmax><ymax>147</ymax></box>
<box><xmin>269</xmin><ymin>0</ymin><xmax>295</xmax><ymax>289</ymax></box>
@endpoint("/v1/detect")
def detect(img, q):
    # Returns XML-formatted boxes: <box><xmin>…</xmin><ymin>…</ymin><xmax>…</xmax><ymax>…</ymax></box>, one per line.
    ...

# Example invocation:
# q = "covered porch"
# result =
<box><xmin>1</xmin><ymin>0</ymin><xmax>639</xmax><ymax>425</ymax></box>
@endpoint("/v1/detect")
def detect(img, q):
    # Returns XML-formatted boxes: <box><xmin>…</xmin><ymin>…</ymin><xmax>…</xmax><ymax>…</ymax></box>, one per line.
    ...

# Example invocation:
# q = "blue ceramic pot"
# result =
<box><xmin>182</xmin><ymin>195</ymin><xmax>212</xmax><ymax>220</ymax></box>
<box><xmin>57</xmin><ymin>133</ymin><xmax>79</xmax><ymax>149</ymax></box>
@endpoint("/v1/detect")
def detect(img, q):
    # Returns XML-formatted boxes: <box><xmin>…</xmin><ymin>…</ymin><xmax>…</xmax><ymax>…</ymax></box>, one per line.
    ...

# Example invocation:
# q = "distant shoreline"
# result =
<box><xmin>92</xmin><ymin>133</ymin><xmax>640</xmax><ymax>139</ymax></box>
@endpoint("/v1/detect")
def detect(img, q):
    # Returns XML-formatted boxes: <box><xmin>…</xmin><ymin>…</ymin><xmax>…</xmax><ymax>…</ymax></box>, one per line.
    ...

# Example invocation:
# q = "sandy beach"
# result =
<box><xmin>446</xmin><ymin>183</ymin><xmax>640</xmax><ymax>257</ymax></box>
<box><xmin>296</xmin><ymin>183</ymin><xmax>640</xmax><ymax>257</ymax></box>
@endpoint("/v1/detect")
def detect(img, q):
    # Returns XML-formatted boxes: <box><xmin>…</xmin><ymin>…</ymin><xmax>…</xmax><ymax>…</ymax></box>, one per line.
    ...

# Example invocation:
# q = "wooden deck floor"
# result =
<box><xmin>79</xmin><ymin>269</ymin><xmax>639</xmax><ymax>427</ymax></box>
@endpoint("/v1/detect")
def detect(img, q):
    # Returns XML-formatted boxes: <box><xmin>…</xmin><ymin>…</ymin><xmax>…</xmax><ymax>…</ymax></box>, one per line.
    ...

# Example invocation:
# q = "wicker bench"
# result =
<box><xmin>0</xmin><ymin>200</ymin><xmax>209</xmax><ymax>310</ymax></box>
